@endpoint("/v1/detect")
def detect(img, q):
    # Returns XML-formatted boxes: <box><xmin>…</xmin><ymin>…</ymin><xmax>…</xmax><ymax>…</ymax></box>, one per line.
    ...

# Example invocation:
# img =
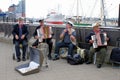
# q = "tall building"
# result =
<box><xmin>5</xmin><ymin>0</ymin><xmax>26</xmax><ymax>22</ymax></box>
<box><xmin>7</xmin><ymin>0</ymin><xmax>26</xmax><ymax>18</ymax></box>
<box><xmin>15</xmin><ymin>0</ymin><xmax>26</xmax><ymax>18</ymax></box>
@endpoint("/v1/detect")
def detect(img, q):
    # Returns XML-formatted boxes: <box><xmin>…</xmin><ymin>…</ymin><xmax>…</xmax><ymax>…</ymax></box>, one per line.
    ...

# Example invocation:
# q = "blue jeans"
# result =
<box><xmin>54</xmin><ymin>41</ymin><xmax>75</xmax><ymax>57</ymax></box>
<box><xmin>15</xmin><ymin>40</ymin><xmax>28</xmax><ymax>59</ymax></box>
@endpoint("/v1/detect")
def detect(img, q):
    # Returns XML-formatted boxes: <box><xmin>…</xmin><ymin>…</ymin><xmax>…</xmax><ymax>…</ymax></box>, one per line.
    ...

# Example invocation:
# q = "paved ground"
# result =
<box><xmin>0</xmin><ymin>42</ymin><xmax>120</xmax><ymax>80</ymax></box>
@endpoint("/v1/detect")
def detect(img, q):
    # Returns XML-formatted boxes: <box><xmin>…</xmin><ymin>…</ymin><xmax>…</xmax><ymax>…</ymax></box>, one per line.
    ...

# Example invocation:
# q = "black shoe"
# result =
<box><xmin>48</xmin><ymin>57</ymin><xmax>52</xmax><ymax>60</ymax></box>
<box><xmin>17</xmin><ymin>58</ymin><xmax>21</xmax><ymax>62</ymax></box>
<box><xmin>97</xmin><ymin>64</ymin><xmax>102</xmax><ymax>68</ymax></box>
<box><xmin>48</xmin><ymin>55</ymin><xmax>52</xmax><ymax>60</ymax></box>
<box><xmin>22</xmin><ymin>58</ymin><xmax>26</xmax><ymax>61</ymax></box>
<box><xmin>52</xmin><ymin>57</ymin><xmax>59</xmax><ymax>61</ymax></box>
<box><xmin>86</xmin><ymin>61</ymin><xmax>92</xmax><ymax>64</ymax></box>
<box><xmin>52</xmin><ymin>54</ymin><xmax>60</xmax><ymax>61</ymax></box>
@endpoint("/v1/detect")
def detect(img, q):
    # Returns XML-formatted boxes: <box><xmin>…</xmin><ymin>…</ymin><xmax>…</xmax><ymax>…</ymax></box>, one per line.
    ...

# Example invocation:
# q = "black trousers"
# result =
<box><xmin>15</xmin><ymin>40</ymin><xmax>28</xmax><ymax>59</ymax></box>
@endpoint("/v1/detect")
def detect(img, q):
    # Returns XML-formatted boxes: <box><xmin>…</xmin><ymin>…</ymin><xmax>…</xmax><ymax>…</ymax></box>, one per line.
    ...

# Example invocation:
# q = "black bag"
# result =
<box><xmin>110</xmin><ymin>48</ymin><xmax>120</xmax><ymax>62</ymax></box>
<box><xmin>110</xmin><ymin>37</ymin><xmax>120</xmax><ymax>67</ymax></box>
<box><xmin>67</xmin><ymin>54</ymin><xmax>84</xmax><ymax>65</ymax></box>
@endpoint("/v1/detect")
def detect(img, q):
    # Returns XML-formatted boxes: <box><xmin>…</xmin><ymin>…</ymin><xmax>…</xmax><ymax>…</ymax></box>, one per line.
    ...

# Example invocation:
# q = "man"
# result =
<box><xmin>53</xmin><ymin>21</ymin><xmax>76</xmax><ymax>60</ymax></box>
<box><xmin>12</xmin><ymin>17</ymin><xmax>29</xmax><ymax>62</ymax></box>
<box><xmin>85</xmin><ymin>23</ymin><xmax>109</xmax><ymax>68</ymax></box>
<box><xmin>32</xmin><ymin>19</ymin><xmax>53</xmax><ymax>60</ymax></box>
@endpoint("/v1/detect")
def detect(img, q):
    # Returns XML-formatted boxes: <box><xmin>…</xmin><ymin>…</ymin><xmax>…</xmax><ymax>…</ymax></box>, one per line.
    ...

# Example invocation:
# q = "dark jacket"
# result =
<box><xmin>85</xmin><ymin>30</ymin><xmax>95</xmax><ymax>44</ymax></box>
<box><xmin>33</xmin><ymin>26</ymin><xmax>41</xmax><ymax>37</ymax></box>
<box><xmin>32</xmin><ymin>26</ymin><xmax>41</xmax><ymax>46</ymax></box>
<box><xmin>12</xmin><ymin>24</ymin><xmax>29</xmax><ymax>43</ymax></box>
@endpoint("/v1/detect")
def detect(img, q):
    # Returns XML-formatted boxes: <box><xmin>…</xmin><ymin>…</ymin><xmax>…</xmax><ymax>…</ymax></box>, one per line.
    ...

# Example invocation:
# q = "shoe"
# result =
<box><xmin>17</xmin><ymin>58</ymin><xmax>21</xmax><ymax>62</ymax></box>
<box><xmin>48</xmin><ymin>56</ymin><xmax>52</xmax><ymax>60</ymax></box>
<box><xmin>52</xmin><ymin>54</ymin><xmax>60</xmax><ymax>61</ymax></box>
<box><xmin>48</xmin><ymin>55</ymin><xmax>52</xmax><ymax>60</ymax></box>
<box><xmin>52</xmin><ymin>55</ymin><xmax>59</xmax><ymax>60</ymax></box>
<box><xmin>52</xmin><ymin>56</ymin><xmax>59</xmax><ymax>61</ymax></box>
<box><xmin>67</xmin><ymin>55</ymin><xmax>72</xmax><ymax>58</ymax></box>
<box><xmin>97</xmin><ymin>64</ymin><xmax>102</xmax><ymax>68</ymax></box>
<box><xmin>86</xmin><ymin>61</ymin><xmax>92</xmax><ymax>64</ymax></box>
<box><xmin>22</xmin><ymin>58</ymin><xmax>26</xmax><ymax>61</ymax></box>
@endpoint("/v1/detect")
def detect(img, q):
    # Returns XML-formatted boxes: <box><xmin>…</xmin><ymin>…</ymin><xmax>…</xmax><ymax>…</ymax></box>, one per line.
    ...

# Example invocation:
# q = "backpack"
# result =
<box><xmin>67</xmin><ymin>54</ymin><xmax>84</xmax><ymax>65</ymax></box>
<box><xmin>110</xmin><ymin>48</ymin><xmax>120</xmax><ymax>62</ymax></box>
<box><xmin>110</xmin><ymin>37</ymin><xmax>120</xmax><ymax>62</ymax></box>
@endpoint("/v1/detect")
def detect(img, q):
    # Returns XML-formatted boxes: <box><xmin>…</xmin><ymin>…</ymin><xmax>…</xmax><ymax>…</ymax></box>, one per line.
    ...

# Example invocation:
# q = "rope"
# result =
<box><xmin>89</xmin><ymin>0</ymin><xmax>98</xmax><ymax>18</ymax></box>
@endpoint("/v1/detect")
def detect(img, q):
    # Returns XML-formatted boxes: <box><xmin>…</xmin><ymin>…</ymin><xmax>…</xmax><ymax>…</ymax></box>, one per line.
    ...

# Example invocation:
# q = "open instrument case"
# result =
<box><xmin>15</xmin><ymin>47</ymin><xmax>44</xmax><ymax>75</ymax></box>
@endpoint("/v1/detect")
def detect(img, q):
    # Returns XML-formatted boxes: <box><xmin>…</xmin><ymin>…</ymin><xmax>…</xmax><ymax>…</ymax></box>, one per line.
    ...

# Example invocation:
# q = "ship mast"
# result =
<box><xmin>100</xmin><ymin>0</ymin><xmax>106</xmax><ymax>26</ymax></box>
<box><xmin>76</xmin><ymin>0</ymin><xmax>79</xmax><ymax>24</ymax></box>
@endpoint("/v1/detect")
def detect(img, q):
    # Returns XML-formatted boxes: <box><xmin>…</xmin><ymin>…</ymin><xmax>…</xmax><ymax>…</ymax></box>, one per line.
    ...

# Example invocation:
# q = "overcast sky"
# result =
<box><xmin>0</xmin><ymin>0</ymin><xmax>120</xmax><ymax>18</ymax></box>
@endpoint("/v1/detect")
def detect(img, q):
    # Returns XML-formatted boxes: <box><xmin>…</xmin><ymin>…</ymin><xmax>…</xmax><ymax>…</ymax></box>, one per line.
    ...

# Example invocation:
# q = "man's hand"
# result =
<box><xmin>63</xmin><ymin>29</ymin><xmax>67</xmax><ymax>33</ymax></box>
<box><xmin>70</xmin><ymin>35</ymin><xmax>76</xmax><ymax>42</ymax></box>
<box><xmin>15</xmin><ymin>35</ymin><xmax>19</xmax><ymax>40</ymax></box>
<box><xmin>35</xmin><ymin>36</ymin><xmax>39</xmax><ymax>39</ymax></box>
<box><xmin>21</xmin><ymin>35</ymin><xmax>25</xmax><ymax>39</ymax></box>
<box><xmin>106</xmin><ymin>37</ymin><xmax>109</xmax><ymax>41</ymax></box>
<box><xmin>89</xmin><ymin>40</ymin><xmax>94</xmax><ymax>44</ymax></box>
<box><xmin>60</xmin><ymin>29</ymin><xmax>67</xmax><ymax>39</ymax></box>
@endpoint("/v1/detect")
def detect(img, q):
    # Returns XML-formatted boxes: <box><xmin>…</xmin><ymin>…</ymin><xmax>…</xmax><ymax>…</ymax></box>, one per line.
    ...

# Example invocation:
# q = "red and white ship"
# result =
<box><xmin>45</xmin><ymin>11</ymin><xmax>65</xmax><ymax>25</ymax></box>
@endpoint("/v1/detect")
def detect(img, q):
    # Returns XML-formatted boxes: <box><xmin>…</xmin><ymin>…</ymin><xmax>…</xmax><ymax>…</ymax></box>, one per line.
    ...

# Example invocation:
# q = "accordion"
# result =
<box><xmin>43</xmin><ymin>26</ymin><xmax>50</xmax><ymax>39</ymax></box>
<box><xmin>91</xmin><ymin>33</ymin><xmax>107</xmax><ymax>48</ymax></box>
<box><xmin>37</xmin><ymin>26</ymin><xmax>51</xmax><ymax>42</ymax></box>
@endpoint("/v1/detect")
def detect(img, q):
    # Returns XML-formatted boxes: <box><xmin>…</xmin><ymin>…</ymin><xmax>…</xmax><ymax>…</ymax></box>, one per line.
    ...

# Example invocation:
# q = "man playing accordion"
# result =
<box><xmin>32</xmin><ymin>19</ymin><xmax>54</xmax><ymax>60</ymax></box>
<box><xmin>85</xmin><ymin>23</ymin><xmax>110</xmax><ymax>68</ymax></box>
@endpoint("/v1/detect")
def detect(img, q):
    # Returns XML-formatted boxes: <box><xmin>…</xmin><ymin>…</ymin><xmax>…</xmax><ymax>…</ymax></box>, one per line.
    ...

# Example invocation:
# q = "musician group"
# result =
<box><xmin>12</xmin><ymin>17</ymin><xmax>110</xmax><ymax>68</ymax></box>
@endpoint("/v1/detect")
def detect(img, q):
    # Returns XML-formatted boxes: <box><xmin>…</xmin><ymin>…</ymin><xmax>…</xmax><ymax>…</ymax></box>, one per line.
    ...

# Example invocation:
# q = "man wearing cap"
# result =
<box><xmin>12</xmin><ymin>17</ymin><xmax>29</xmax><ymax>62</ymax></box>
<box><xmin>53</xmin><ymin>21</ymin><xmax>76</xmax><ymax>60</ymax></box>
<box><xmin>85</xmin><ymin>23</ymin><xmax>110</xmax><ymax>68</ymax></box>
<box><xmin>32</xmin><ymin>19</ymin><xmax>53</xmax><ymax>60</ymax></box>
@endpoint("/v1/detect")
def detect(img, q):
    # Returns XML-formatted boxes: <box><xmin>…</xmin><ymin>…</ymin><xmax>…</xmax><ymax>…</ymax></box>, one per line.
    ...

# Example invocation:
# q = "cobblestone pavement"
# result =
<box><xmin>0</xmin><ymin>42</ymin><xmax>120</xmax><ymax>80</ymax></box>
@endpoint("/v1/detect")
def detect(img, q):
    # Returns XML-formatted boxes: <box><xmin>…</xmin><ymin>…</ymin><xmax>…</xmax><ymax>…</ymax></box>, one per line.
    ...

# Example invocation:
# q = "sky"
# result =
<box><xmin>0</xmin><ymin>0</ymin><xmax>120</xmax><ymax>18</ymax></box>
